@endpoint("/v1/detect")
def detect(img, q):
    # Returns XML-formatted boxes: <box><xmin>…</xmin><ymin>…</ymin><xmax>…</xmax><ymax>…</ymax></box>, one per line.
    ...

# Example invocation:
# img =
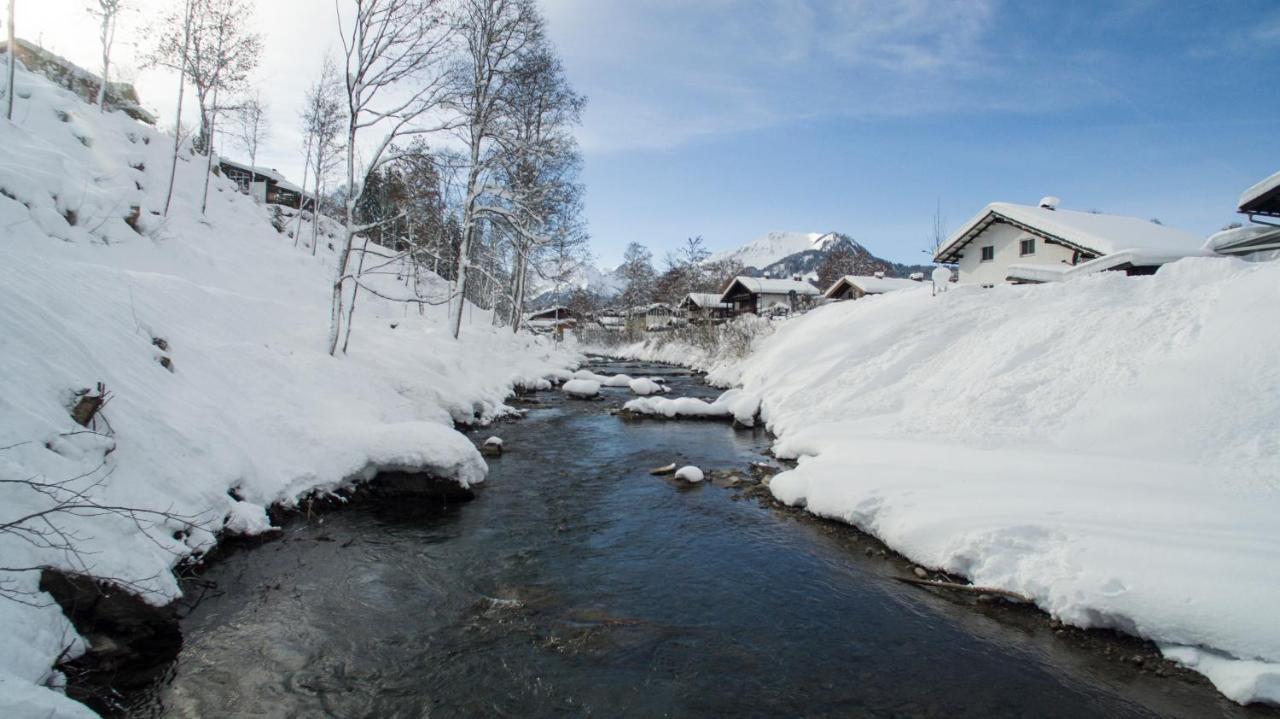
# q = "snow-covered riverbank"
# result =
<box><xmin>0</xmin><ymin>65</ymin><xmax>578</xmax><ymax>717</ymax></box>
<box><xmin>593</xmin><ymin>259</ymin><xmax>1280</xmax><ymax>706</ymax></box>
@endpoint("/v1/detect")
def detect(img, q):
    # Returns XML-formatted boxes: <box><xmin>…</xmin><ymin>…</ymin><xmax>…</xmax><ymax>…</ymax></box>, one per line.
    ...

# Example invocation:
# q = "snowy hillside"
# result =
<box><xmin>712</xmin><ymin>261</ymin><xmax>1280</xmax><ymax>706</ymax></box>
<box><xmin>0</xmin><ymin>63</ymin><xmax>578</xmax><ymax>718</ymax></box>
<box><xmin>705</xmin><ymin>230</ymin><xmax>839</xmax><ymax>270</ymax></box>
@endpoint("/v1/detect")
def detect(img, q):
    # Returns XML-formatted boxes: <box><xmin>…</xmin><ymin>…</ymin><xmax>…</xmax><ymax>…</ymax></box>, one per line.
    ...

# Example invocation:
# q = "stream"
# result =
<box><xmin>129</xmin><ymin>360</ymin><xmax>1265</xmax><ymax>718</ymax></box>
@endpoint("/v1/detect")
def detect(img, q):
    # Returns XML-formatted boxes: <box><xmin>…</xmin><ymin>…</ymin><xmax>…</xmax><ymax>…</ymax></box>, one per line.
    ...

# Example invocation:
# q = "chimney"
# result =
<box><xmin>1039</xmin><ymin>196</ymin><xmax>1060</xmax><ymax>211</ymax></box>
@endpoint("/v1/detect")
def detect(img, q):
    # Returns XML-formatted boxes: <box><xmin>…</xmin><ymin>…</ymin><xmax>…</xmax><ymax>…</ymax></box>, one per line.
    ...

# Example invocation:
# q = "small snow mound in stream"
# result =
<box><xmin>624</xmin><ymin>389</ymin><xmax>759</xmax><ymax>425</ymax></box>
<box><xmin>628</xmin><ymin>377</ymin><xmax>668</xmax><ymax>395</ymax></box>
<box><xmin>674</xmin><ymin>466</ymin><xmax>704</xmax><ymax>483</ymax></box>
<box><xmin>562</xmin><ymin>379</ymin><xmax>601</xmax><ymax>397</ymax></box>
<box><xmin>573</xmin><ymin>368</ymin><xmax>632</xmax><ymax>387</ymax></box>
<box><xmin>484</xmin><ymin>436</ymin><xmax>504</xmax><ymax>448</ymax></box>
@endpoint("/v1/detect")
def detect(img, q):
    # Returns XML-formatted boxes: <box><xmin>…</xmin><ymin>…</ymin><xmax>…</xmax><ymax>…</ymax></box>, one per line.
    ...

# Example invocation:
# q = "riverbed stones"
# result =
<box><xmin>481</xmin><ymin>437</ymin><xmax>504</xmax><ymax>456</ymax></box>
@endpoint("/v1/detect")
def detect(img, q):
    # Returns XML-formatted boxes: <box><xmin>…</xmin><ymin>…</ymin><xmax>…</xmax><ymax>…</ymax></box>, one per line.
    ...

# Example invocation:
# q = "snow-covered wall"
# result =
<box><xmin>0</xmin><ymin>64</ymin><xmax>578</xmax><ymax>717</ymax></box>
<box><xmin>956</xmin><ymin>221</ymin><xmax>1076</xmax><ymax>285</ymax></box>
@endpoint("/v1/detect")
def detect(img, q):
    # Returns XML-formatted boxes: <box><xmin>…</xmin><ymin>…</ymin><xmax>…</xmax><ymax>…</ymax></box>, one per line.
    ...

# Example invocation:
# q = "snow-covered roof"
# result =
<box><xmin>1204</xmin><ymin>224</ymin><xmax>1280</xmax><ymax>255</ymax></box>
<box><xmin>823</xmin><ymin>275</ymin><xmax>920</xmax><ymax>298</ymax></box>
<box><xmin>935</xmin><ymin>202</ymin><xmax>1203</xmax><ymax>264</ymax></box>
<box><xmin>720</xmin><ymin>276</ymin><xmax>820</xmax><ymax>302</ymax></box>
<box><xmin>1006</xmin><ymin>246</ymin><xmax>1214</xmax><ymax>283</ymax></box>
<box><xmin>219</xmin><ymin>157</ymin><xmax>287</xmax><ymax>183</ymax></box>
<box><xmin>681</xmin><ymin>292</ymin><xmax>732</xmax><ymax>309</ymax></box>
<box><xmin>1239</xmin><ymin>170</ymin><xmax>1280</xmax><ymax>216</ymax></box>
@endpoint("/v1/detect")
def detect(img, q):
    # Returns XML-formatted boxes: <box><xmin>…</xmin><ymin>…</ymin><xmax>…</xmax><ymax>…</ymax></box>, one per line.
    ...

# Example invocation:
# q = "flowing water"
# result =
<box><xmin>131</xmin><ymin>360</ymin><xmax>1267</xmax><ymax>718</ymax></box>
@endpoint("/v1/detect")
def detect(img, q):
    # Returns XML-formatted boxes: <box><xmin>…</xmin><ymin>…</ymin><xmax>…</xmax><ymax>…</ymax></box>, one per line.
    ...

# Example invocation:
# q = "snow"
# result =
<box><xmin>562</xmin><ymin>379</ymin><xmax>601</xmax><ymax>397</ymax></box>
<box><xmin>704</xmin><ymin>257</ymin><xmax>1280</xmax><ymax>706</ymax></box>
<box><xmin>0</xmin><ymin>64</ymin><xmax>578</xmax><ymax>717</ymax></box>
<box><xmin>1007</xmin><ymin>247</ymin><xmax>1215</xmax><ymax>283</ymax></box>
<box><xmin>937</xmin><ymin>202</ymin><xmax>1204</xmax><ymax>262</ymax></box>
<box><xmin>627</xmin><ymin>378</ymin><xmax>668</xmax><ymax>396</ymax></box>
<box><xmin>1239</xmin><ymin>169</ymin><xmax>1280</xmax><ymax>210</ymax></box>
<box><xmin>1204</xmin><ymin>224</ymin><xmax>1280</xmax><ymax>254</ymax></box>
<box><xmin>674</xmin><ymin>466</ymin><xmax>704</xmax><ymax>483</ymax></box>
<box><xmin>705</xmin><ymin>231</ymin><xmax>839</xmax><ymax>270</ymax></box>
<box><xmin>484</xmin><ymin>436</ymin><xmax>504</xmax><ymax>447</ymax></box>
<box><xmin>623</xmin><ymin>389</ymin><xmax>758</xmax><ymax>425</ymax></box>
<box><xmin>931</xmin><ymin>266</ymin><xmax>953</xmax><ymax>287</ymax></box>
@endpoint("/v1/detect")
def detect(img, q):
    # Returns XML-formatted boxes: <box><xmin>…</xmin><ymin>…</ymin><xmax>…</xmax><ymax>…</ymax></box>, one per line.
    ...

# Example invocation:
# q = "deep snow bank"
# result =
<box><xmin>0</xmin><ymin>64</ymin><xmax>577</xmax><ymax>717</ymax></box>
<box><xmin>725</xmin><ymin>264</ymin><xmax>1280</xmax><ymax>705</ymax></box>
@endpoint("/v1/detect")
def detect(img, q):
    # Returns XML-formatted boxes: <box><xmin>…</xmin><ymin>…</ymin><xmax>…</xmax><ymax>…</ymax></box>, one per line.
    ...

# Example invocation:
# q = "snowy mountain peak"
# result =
<box><xmin>707</xmin><ymin>231</ymin><xmax>840</xmax><ymax>270</ymax></box>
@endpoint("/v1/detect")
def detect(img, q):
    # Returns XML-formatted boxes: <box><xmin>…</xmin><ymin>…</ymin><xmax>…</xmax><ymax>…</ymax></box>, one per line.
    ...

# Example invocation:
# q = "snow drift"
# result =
<box><xmin>722</xmin><ymin>263</ymin><xmax>1280</xmax><ymax>705</ymax></box>
<box><xmin>0</xmin><ymin>63</ymin><xmax>576</xmax><ymax>717</ymax></box>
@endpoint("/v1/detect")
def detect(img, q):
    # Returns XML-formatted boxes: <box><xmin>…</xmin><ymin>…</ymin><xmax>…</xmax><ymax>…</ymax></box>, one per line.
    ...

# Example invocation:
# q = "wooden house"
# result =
<box><xmin>719</xmin><ymin>276</ymin><xmax>820</xmax><ymax>316</ymax></box>
<box><xmin>218</xmin><ymin>158</ymin><xmax>314</xmax><ymax>210</ymax></box>
<box><xmin>935</xmin><ymin>198</ymin><xmax>1204</xmax><ymax>286</ymax></box>
<box><xmin>823</xmin><ymin>274</ymin><xmax>921</xmax><ymax>301</ymax></box>
<box><xmin>678</xmin><ymin>293</ymin><xmax>733</xmax><ymax>322</ymax></box>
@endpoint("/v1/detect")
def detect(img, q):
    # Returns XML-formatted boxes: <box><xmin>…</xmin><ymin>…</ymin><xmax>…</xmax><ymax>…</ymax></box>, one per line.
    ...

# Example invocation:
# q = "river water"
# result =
<box><xmin>131</xmin><ymin>360</ymin><xmax>1265</xmax><ymax>718</ymax></box>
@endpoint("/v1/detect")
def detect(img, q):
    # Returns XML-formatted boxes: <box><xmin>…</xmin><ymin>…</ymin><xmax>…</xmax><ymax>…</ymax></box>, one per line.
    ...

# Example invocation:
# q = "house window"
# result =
<box><xmin>980</xmin><ymin>245</ymin><xmax>994</xmax><ymax>262</ymax></box>
<box><xmin>1020</xmin><ymin>238</ymin><xmax>1036</xmax><ymax>256</ymax></box>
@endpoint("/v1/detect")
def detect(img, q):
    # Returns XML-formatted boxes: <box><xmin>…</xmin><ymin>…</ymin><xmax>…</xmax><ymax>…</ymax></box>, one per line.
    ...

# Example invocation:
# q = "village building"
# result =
<box><xmin>935</xmin><ymin>198</ymin><xmax>1204</xmax><ymax>285</ymax></box>
<box><xmin>218</xmin><ymin>159</ymin><xmax>314</xmax><ymax>210</ymax></box>
<box><xmin>1204</xmin><ymin>170</ymin><xmax>1280</xmax><ymax>262</ymax></box>
<box><xmin>823</xmin><ymin>273</ymin><xmax>921</xmax><ymax>301</ymax></box>
<box><xmin>524</xmin><ymin>306</ymin><xmax>576</xmax><ymax>335</ymax></box>
<box><xmin>678</xmin><ymin>292</ymin><xmax>733</xmax><ymax>322</ymax></box>
<box><xmin>719</xmin><ymin>276</ymin><xmax>820</xmax><ymax>316</ymax></box>
<box><xmin>626</xmin><ymin>303</ymin><xmax>680</xmax><ymax>331</ymax></box>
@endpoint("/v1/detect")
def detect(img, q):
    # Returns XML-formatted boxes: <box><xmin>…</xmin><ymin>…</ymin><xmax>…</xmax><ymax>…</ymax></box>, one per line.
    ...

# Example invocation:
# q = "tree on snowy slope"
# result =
<box><xmin>232</xmin><ymin>88</ymin><xmax>269</xmax><ymax>170</ymax></box>
<box><xmin>493</xmin><ymin>34</ymin><xmax>586</xmax><ymax>331</ymax></box>
<box><xmin>151</xmin><ymin>0</ymin><xmax>261</xmax><ymax>156</ymax></box>
<box><xmin>329</xmin><ymin>0</ymin><xmax>452</xmax><ymax>356</ymax></box>
<box><xmin>617</xmin><ymin>242</ymin><xmax>657</xmax><ymax>307</ymax></box>
<box><xmin>4</xmin><ymin>0</ymin><xmax>14</xmax><ymax>121</ymax></box>
<box><xmin>87</xmin><ymin>0</ymin><xmax>126</xmax><ymax>112</ymax></box>
<box><xmin>444</xmin><ymin>0</ymin><xmax>541</xmax><ymax>339</ymax></box>
<box><xmin>297</xmin><ymin>57</ymin><xmax>345</xmax><ymax>255</ymax></box>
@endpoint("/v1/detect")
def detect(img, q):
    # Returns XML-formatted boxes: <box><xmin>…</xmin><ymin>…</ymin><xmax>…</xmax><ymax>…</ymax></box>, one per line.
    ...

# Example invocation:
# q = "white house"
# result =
<box><xmin>1205</xmin><ymin>170</ymin><xmax>1280</xmax><ymax>262</ymax></box>
<box><xmin>823</xmin><ymin>274</ymin><xmax>921</xmax><ymax>301</ymax></box>
<box><xmin>719</xmin><ymin>276</ymin><xmax>820</xmax><ymax>316</ymax></box>
<box><xmin>934</xmin><ymin>198</ymin><xmax>1205</xmax><ymax>285</ymax></box>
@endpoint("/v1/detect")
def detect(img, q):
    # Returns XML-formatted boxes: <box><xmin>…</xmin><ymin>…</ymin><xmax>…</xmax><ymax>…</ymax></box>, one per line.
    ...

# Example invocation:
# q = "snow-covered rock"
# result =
<box><xmin>627</xmin><ymin>377</ymin><xmax>668</xmax><ymax>395</ymax></box>
<box><xmin>623</xmin><ymin>389</ymin><xmax>759</xmax><ymax>425</ymax></box>
<box><xmin>674</xmin><ymin>466</ymin><xmax>704</xmax><ymax>483</ymax></box>
<box><xmin>562</xmin><ymin>379</ymin><xmax>601</xmax><ymax>398</ymax></box>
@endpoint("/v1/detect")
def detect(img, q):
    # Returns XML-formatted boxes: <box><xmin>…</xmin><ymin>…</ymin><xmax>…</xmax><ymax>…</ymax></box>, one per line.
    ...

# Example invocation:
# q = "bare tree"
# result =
<box><xmin>87</xmin><ymin>0</ymin><xmax>126</xmax><ymax>112</ymax></box>
<box><xmin>445</xmin><ymin>0</ymin><xmax>540</xmax><ymax>340</ymax></box>
<box><xmin>328</xmin><ymin>0</ymin><xmax>452</xmax><ymax>356</ymax></box>
<box><xmin>5</xmin><ymin>0</ymin><xmax>15</xmax><ymax>122</ymax></box>
<box><xmin>298</xmin><ymin>56</ymin><xmax>344</xmax><ymax>255</ymax></box>
<box><xmin>151</xmin><ymin>0</ymin><xmax>262</xmax><ymax>156</ymax></box>
<box><xmin>159</xmin><ymin>0</ymin><xmax>194</xmax><ymax>217</ymax></box>
<box><xmin>494</xmin><ymin>38</ymin><xmax>586</xmax><ymax>332</ymax></box>
<box><xmin>232</xmin><ymin>87</ymin><xmax>269</xmax><ymax>171</ymax></box>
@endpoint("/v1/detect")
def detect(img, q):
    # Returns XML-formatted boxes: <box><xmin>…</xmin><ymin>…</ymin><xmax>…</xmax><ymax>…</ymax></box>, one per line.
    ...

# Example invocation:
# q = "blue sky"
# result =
<box><xmin>541</xmin><ymin>0</ymin><xmax>1280</xmax><ymax>266</ymax></box>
